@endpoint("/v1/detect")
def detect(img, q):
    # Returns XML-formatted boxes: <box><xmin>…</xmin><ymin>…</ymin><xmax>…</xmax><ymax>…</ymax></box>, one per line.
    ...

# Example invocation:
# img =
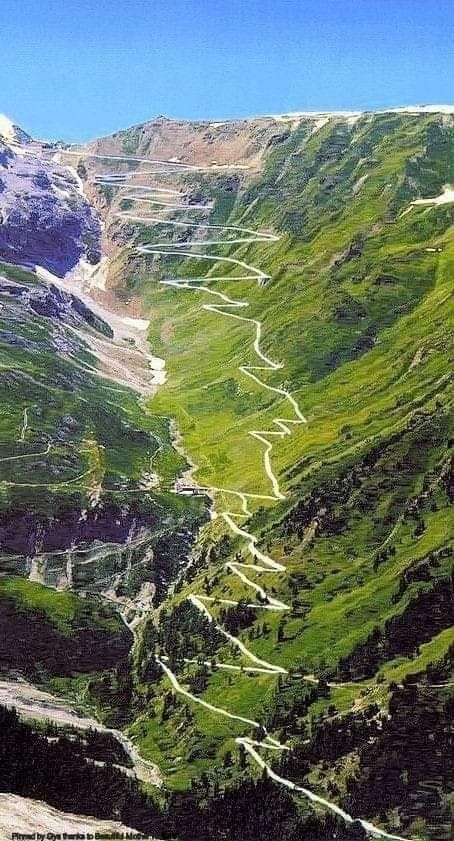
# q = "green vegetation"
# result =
<box><xmin>98</xmin><ymin>112</ymin><xmax>453</xmax><ymax>839</ymax></box>
<box><xmin>0</xmin><ymin>260</ymin><xmax>206</xmax><ymax>600</ymax></box>
<box><xmin>0</xmin><ymin>705</ymin><xmax>368</xmax><ymax>841</ymax></box>
<box><xmin>0</xmin><ymin>576</ymin><xmax>131</xmax><ymax>679</ymax></box>
<box><xmin>0</xmin><ymin>576</ymin><xmax>80</xmax><ymax>632</ymax></box>
<box><xmin>1</xmin><ymin>112</ymin><xmax>453</xmax><ymax>840</ymax></box>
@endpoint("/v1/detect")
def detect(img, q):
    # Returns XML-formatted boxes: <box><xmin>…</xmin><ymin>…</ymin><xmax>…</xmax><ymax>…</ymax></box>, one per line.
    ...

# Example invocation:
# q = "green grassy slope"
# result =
<box><xmin>0</xmin><ymin>576</ymin><xmax>131</xmax><ymax>680</ymax></box>
<box><xmin>97</xmin><ymin>112</ymin><xmax>453</xmax><ymax>839</ymax></box>
<box><xmin>110</xmin><ymin>115</ymin><xmax>452</xmax><ymax>501</ymax></box>
<box><xmin>0</xmin><ymin>261</ymin><xmax>206</xmax><ymax>598</ymax></box>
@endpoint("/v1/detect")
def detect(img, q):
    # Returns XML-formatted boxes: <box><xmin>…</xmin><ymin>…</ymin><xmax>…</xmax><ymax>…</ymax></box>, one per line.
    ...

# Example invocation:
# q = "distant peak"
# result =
<box><xmin>0</xmin><ymin>114</ymin><xmax>16</xmax><ymax>142</ymax></box>
<box><xmin>0</xmin><ymin>114</ymin><xmax>32</xmax><ymax>145</ymax></box>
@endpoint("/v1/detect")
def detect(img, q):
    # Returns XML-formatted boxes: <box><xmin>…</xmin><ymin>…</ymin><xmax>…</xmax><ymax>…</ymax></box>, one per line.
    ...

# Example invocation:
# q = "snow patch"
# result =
<box><xmin>0</xmin><ymin>113</ymin><xmax>16</xmax><ymax>142</ymax></box>
<box><xmin>268</xmin><ymin>110</ymin><xmax>362</xmax><ymax>121</ymax></box>
<box><xmin>385</xmin><ymin>104</ymin><xmax>454</xmax><ymax>115</ymax></box>
<box><xmin>121</xmin><ymin>315</ymin><xmax>150</xmax><ymax>331</ymax></box>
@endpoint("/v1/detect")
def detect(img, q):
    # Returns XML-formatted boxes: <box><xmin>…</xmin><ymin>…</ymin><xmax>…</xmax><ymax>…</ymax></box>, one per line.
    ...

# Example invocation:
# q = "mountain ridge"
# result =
<box><xmin>6</xmin><ymin>104</ymin><xmax>454</xmax><ymax>147</ymax></box>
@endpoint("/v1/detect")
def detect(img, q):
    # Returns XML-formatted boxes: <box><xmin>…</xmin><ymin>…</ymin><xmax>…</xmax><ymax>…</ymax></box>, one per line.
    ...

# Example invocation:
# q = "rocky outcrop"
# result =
<box><xmin>0</xmin><ymin>133</ymin><xmax>101</xmax><ymax>276</ymax></box>
<box><xmin>86</xmin><ymin>114</ymin><xmax>297</xmax><ymax>169</ymax></box>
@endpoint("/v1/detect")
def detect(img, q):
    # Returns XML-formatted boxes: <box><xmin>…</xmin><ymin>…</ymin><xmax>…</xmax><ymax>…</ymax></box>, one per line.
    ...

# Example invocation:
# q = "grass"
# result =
<box><xmin>132</xmin><ymin>130</ymin><xmax>450</xmax><ymax>505</ymax></box>
<box><xmin>381</xmin><ymin>627</ymin><xmax>454</xmax><ymax>684</ymax></box>
<box><xmin>2</xmin><ymin>111</ymin><xmax>452</xmax><ymax>821</ymax></box>
<box><xmin>0</xmin><ymin>575</ymin><xmax>132</xmax><ymax>683</ymax></box>
<box><xmin>0</xmin><ymin>260</ymin><xmax>206</xmax><ymax>582</ymax></box>
<box><xmin>0</xmin><ymin>577</ymin><xmax>78</xmax><ymax>633</ymax></box>
<box><xmin>99</xmin><ymin>112</ymin><xmax>454</xmax><ymax>790</ymax></box>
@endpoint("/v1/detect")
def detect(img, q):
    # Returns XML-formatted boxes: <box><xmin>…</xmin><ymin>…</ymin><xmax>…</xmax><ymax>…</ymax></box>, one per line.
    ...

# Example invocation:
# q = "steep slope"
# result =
<box><xmin>0</xmin><ymin>576</ymin><xmax>131</xmax><ymax>679</ymax></box>
<box><xmin>0</xmin><ymin>794</ymin><xmax>136</xmax><ymax>838</ymax></box>
<box><xmin>0</xmin><ymin>110</ymin><xmax>452</xmax><ymax>840</ymax></box>
<box><xmin>63</xmin><ymin>110</ymin><xmax>454</xmax><ymax>841</ymax></box>
<box><xmin>0</xmin><ymin>127</ymin><xmax>207</xmax><ymax>740</ymax></box>
<box><xmin>0</xmin><ymin>259</ymin><xmax>205</xmax><ymax>604</ymax></box>
<box><xmin>0</xmin><ymin>123</ymin><xmax>100</xmax><ymax>275</ymax></box>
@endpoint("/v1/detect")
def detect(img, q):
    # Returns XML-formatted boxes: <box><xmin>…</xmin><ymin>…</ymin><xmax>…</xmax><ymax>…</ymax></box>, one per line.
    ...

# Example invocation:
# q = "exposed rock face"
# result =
<box><xmin>0</xmin><ymin>500</ymin><xmax>198</xmax><ymax>603</ymax></box>
<box><xmin>0</xmin><ymin>134</ymin><xmax>101</xmax><ymax>276</ymax></box>
<box><xmin>86</xmin><ymin>113</ymin><xmax>295</xmax><ymax>169</ymax></box>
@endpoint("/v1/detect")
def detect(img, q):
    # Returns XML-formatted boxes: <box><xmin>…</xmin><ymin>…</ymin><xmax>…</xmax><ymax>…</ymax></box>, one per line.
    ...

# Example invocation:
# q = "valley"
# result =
<box><xmin>0</xmin><ymin>109</ymin><xmax>452</xmax><ymax>841</ymax></box>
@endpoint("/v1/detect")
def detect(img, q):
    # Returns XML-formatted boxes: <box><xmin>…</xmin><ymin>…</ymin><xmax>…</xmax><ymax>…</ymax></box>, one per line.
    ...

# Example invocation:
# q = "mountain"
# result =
<box><xmin>0</xmin><ymin>113</ymin><xmax>33</xmax><ymax>146</ymax></box>
<box><xmin>0</xmin><ymin>122</ymin><xmax>101</xmax><ymax>276</ymax></box>
<box><xmin>0</xmin><ymin>126</ymin><xmax>206</xmax><ymax>746</ymax></box>
<box><xmin>0</xmin><ymin>110</ymin><xmax>452</xmax><ymax>841</ymax></box>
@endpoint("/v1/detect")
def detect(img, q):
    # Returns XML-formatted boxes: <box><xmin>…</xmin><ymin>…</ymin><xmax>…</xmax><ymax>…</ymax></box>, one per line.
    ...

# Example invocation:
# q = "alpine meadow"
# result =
<box><xmin>0</xmin><ymin>105</ymin><xmax>452</xmax><ymax>841</ymax></box>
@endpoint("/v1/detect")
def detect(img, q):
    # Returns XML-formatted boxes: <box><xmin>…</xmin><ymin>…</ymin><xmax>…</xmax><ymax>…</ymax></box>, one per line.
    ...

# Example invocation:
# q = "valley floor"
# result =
<box><xmin>0</xmin><ymin>794</ymin><xmax>140</xmax><ymax>838</ymax></box>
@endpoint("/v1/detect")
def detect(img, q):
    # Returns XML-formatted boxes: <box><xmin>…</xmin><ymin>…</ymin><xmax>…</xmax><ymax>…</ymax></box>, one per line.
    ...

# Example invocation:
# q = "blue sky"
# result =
<box><xmin>1</xmin><ymin>0</ymin><xmax>453</xmax><ymax>141</ymax></box>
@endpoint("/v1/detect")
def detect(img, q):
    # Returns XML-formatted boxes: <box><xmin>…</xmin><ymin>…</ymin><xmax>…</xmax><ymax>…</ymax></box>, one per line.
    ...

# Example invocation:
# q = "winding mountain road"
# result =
<box><xmin>56</xmin><ymin>150</ymin><xmax>412</xmax><ymax>840</ymax></box>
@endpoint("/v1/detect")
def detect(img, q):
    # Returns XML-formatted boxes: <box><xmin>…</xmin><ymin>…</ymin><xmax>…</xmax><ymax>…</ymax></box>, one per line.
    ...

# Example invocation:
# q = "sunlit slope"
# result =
<box><xmin>96</xmin><ymin>113</ymin><xmax>454</xmax><ymax>836</ymax></box>
<box><xmin>0</xmin><ymin>261</ymin><xmax>205</xmax><ymax>595</ymax></box>
<box><xmin>107</xmin><ymin>113</ymin><xmax>453</xmax><ymax>503</ymax></box>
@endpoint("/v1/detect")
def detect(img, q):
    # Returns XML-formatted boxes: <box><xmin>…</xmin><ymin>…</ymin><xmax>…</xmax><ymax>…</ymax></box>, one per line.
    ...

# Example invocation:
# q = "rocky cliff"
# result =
<box><xmin>0</xmin><ymin>116</ymin><xmax>100</xmax><ymax>275</ymax></box>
